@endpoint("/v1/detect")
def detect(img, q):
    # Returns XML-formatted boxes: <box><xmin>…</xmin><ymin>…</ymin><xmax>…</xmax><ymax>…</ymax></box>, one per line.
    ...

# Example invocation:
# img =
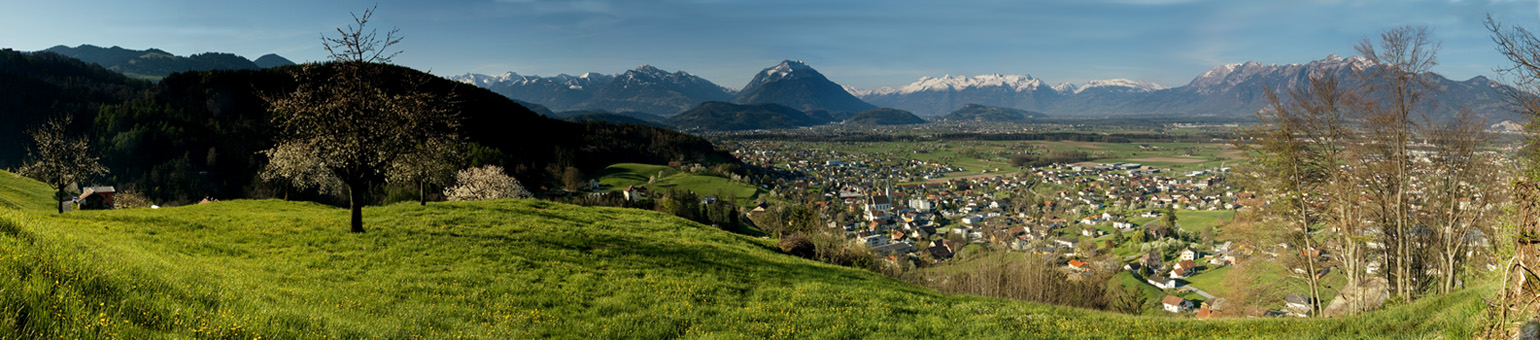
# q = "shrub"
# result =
<box><xmin>444</xmin><ymin>165</ymin><xmax>531</xmax><ymax>201</ymax></box>
<box><xmin>778</xmin><ymin>232</ymin><xmax>816</xmax><ymax>258</ymax></box>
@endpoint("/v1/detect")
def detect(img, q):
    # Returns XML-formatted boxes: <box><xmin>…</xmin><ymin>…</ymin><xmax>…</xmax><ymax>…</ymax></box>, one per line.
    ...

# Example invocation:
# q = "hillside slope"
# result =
<box><xmin>0</xmin><ymin>173</ymin><xmax>1491</xmax><ymax>339</ymax></box>
<box><xmin>667</xmin><ymin>101</ymin><xmax>826</xmax><ymax>131</ymax></box>
<box><xmin>845</xmin><ymin>108</ymin><xmax>927</xmax><ymax>125</ymax></box>
<box><xmin>0</xmin><ymin>170</ymin><xmax>54</xmax><ymax>211</ymax></box>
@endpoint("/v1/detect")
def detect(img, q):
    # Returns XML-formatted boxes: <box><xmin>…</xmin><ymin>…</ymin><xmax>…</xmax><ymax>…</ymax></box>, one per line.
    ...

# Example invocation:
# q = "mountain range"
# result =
<box><xmin>455</xmin><ymin>60</ymin><xmax>881</xmax><ymax>117</ymax></box>
<box><xmin>857</xmin><ymin>55</ymin><xmax>1515</xmax><ymax>120</ymax></box>
<box><xmin>451</xmin><ymin>65</ymin><xmax>736</xmax><ymax>115</ymax></box>
<box><xmin>458</xmin><ymin>55</ymin><xmax>1517</xmax><ymax>122</ymax></box>
<box><xmin>41</xmin><ymin>45</ymin><xmax>293</xmax><ymax>79</ymax></box>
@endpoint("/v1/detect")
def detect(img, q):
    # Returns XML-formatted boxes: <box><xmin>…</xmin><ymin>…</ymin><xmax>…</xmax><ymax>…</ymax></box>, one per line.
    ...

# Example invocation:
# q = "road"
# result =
<box><xmin>1178</xmin><ymin>285</ymin><xmax>1216</xmax><ymax>300</ymax></box>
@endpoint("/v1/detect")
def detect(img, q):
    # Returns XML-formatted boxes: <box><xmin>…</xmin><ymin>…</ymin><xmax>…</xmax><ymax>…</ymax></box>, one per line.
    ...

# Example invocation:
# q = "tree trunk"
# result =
<box><xmin>56</xmin><ymin>185</ymin><xmax>65</xmax><ymax>214</ymax></box>
<box><xmin>419</xmin><ymin>181</ymin><xmax>427</xmax><ymax>206</ymax></box>
<box><xmin>348</xmin><ymin>182</ymin><xmax>365</xmax><ymax>233</ymax></box>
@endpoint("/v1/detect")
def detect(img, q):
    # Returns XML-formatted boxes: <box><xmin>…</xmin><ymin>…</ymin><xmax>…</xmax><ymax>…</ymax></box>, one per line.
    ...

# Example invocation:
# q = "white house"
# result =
<box><xmin>908</xmin><ymin>198</ymin><xmax>934</xmax><ymax>211</ymax></box>
<box><xmin>1162</xmin><ymin>295</ymin><xmax>1192</xmax><ymax>313</ymax></box>
<box><xmin>1180</xmin><ymin>248</ymin><xmax>1199</xmax><ymax>261</ymax></box>
<box><xmin>863</xmin><ymin>235</ymin><xmax>890</xmax><ymax>248</ymax></box>
<box><xmin>962</xmin><ymin>215</ymin><xmax>985</xmax><ymax>225</ymax></box>
<box><xmin>1147</xmin><ymin>274</ymin><xmax>1178</xmax><ymax>290</ymax></box>
<box><xmin>1113</xmin><ymin>221</ymin><xmax>1135</xmax><ymax>230</ymax></box>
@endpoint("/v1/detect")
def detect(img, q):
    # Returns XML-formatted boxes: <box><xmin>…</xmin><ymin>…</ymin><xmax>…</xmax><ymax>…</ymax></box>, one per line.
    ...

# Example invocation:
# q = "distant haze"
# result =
<box><xmin>1</xmin><ymin>0</ymin><xmax>1534</xmax><ymax>89</ymax></box>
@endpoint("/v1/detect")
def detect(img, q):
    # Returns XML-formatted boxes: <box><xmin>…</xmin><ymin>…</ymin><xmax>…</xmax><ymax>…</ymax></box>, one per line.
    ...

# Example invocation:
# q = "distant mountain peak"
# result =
<box><xmin>634</xmin><ymin>64</ymin><xmax>664</xmax><ymax>74</ymax></box>
<box><xmin>39</xmin><ymin>44</ymin><xmax>268</xmax><ymax>79</ymax></box>
<box><xmin>253</xmin><ymin>54</ymin><xmax>295</xmax><ymax>68</ymax></box>
<box><xmin>1069</xmin><ymin>79</ymin><xmax>1167</xmax><ymax>94</ymax></box>
<box><xmin>735</xmin><ymin>60</ymin><xmax>877</xmax><ymax>113</ymax></box>
<box><xmin>1187</xmin><ymin>54</ymin><xmax>1378</xmax><ymax>93</ymax></box>
<box><xmin>760</xmin><ymin>59</ymin><xmax>816</xmax><ymax>81</ymax></box>
<box><xmin>454</xmin><ymin>64</ymin><xmax>733</xmax><ymax>115</ymax></box>
<box><xmin>896</xmin><ymin>74</ymin><xmax>1045</xmax><ymax>94</ymax></box>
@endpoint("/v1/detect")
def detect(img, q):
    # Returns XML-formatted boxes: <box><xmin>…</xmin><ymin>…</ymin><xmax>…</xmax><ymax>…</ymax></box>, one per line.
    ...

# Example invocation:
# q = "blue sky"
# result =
<box><xmin>2</xmin><ymin>0</ymin><xmax>1536</xmax><ymax>89</ymax></box>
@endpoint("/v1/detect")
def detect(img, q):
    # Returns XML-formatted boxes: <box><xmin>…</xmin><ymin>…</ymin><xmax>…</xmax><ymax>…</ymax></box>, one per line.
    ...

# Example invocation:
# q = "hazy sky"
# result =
<box><xmin>2</xmin><ymin>0</ymin><xmax>1537</xmax><ymax>89</ymax></box>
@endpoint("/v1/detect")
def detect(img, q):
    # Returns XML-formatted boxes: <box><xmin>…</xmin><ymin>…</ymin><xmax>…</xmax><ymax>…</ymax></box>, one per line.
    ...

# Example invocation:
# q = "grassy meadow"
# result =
<box><xmin>595</xmin><ymin>163</ymin><xmax>765</xmax><ymax>206</ymax></box>
<box><xmin>0</xmin><ymin>170</ymin><xmax>1495</xmax><ymax>339</ymax></box>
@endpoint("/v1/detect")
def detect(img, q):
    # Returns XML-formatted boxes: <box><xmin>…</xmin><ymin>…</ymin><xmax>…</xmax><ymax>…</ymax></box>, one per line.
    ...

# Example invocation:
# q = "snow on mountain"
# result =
<box><xmin>847</xmin><ymin>74</ymin><xmax>1051</xmax><ymax>97</ymax></box>
<box><xmin>454</xmin><ymin>66</ymin><xmax>735</xmax><ymax>114</ymax></box>
<box><xmin>1051</xmin><ymin>82</ymin><xmax>1077</xmax><ymax>93</ymax></box>
<box><xmin>894</xmin><ymin>74</ymin><xmax>1046</xmax><ymax>94</ymax></box>
<box><xmin>451</xmin><ymin>72</ymin><xmax>520</xmax><ymax>86</ymax></box>
<box><xmin>734</xmin><ymin>60</ymin><xmax>877</xmax><ymax>113</ymax></box>
<box><xmin>1186</xmin><ymin>54</ymin><xmax>1374</xmax><ymax>94</ymax></box>
<box><xmin>1072</xmin><ymin>79</ymin><xmax>1167</xmax><ymax>94</ymax></box>
<box><xmin>759</xmin><ymin>60</ymin><xmax>816</xmax><ymax>82</ymax></box>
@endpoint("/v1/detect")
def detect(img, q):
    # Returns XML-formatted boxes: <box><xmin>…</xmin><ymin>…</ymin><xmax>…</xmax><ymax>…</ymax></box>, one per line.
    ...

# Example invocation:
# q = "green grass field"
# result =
<box><xmin>1183</xmin><ymin>266</ymin><xmax>1233</xmax><ymax>297</ymax></box>
<box><xmin>0</xmin><ymin>171</ymin><xmax>1496</xmax><ymax>339</ymax></box>
<box><xmin>0</xmin><ymin>171</ymin><xmax>54</xmax><ymax>211</ymax></box>
<box><xmin>596</xmin><ymin>163</ymin><xmax>765</xmax><ymax>206</ymax></box>
<box><xmin>1174</xmin><ymin>210</ymin><xmax>1235</xmax><ymax>236</ymax></box>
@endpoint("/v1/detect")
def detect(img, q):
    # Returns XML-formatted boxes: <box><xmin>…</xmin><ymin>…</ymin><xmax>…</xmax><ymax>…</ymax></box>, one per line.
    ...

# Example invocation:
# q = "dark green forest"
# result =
<box><xmin>0</xmin><ymin>49</ymin><xmax>739</xmax><ymax>206</ymax></box>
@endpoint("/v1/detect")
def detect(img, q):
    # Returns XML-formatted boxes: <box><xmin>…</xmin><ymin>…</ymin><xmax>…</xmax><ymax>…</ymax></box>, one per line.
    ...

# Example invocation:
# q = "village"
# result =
<box><xmin>727</xmin><ymin>139</ymin><xmax>1337</xmax><ymax>319</ymax></box>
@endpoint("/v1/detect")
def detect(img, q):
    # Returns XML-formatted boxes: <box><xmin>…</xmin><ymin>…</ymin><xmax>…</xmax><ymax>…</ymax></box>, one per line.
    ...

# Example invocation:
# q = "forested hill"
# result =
<box><xmin>0</xmin><ymin>49</ymin><xmax>150</xmax><ymax>168</ymax></box>
<box><xmin>41</xmin><ymin>45</ymin><xmax>289</xmax><ymax>80</ymax></box>
<box><xmin>2</xmin><ymin>49</ymin><xmax>739</xmax><ymax>205</ymax></box>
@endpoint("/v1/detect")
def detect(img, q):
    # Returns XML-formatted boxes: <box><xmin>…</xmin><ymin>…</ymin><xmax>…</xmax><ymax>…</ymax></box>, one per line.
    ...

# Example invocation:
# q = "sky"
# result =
<box><xmin>2</xmin><ymin>0</ymin><xmax>1537</xmax><ymax>90</ymax></box>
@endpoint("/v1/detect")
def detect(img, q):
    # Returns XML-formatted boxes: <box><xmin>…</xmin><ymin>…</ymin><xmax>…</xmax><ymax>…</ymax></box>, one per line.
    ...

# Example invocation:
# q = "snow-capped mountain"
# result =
<box><xmin>574</xmin><ymin>65</ymin><xmax>736</xmax><ymax>114</ymax></box>
<box><xmin>449</xmin><ymin>72</ymin><xmax>614</xmax><ymax>112</ymax></box>
<box><xmin>733</xmin><ymin>60</ymin><xmax>877</xmax><ymax>113</ymax></box>
<box><xmin>896</xmin><ymin>74</ymin><xmax>1048</xmax><ymax>94</ymax></box>
<box><xmin>1065</xmin><ymin>79</ymin><xmax>1168</xmax><ymax>94</ymax></box>
<box><xmin>1183</xmin><ymin>55</ymin><xmax>1373</xmax><ymax>95</ymax></box>
<box><xmin>450</xmin><ymin>66</ymin><xmax>730</xmax><ymax>114</ymax></box>
<box><xmin>456</xmin><ymin>54</ymin><xmax>1514</xmax><ymax>122</ymax></box>
<box><xmin>852</xmin><ymin>54</ymin><xmax>1512</xmax><ymax>120</ymax></box>
<box><xmin>855</xmin><ymin>74</ymin><xmax>1062</xmax><ymax>116</ymax></box>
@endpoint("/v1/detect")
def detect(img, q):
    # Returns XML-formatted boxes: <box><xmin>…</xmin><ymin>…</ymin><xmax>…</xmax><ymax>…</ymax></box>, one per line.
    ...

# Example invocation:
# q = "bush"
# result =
<box><xmin>444</xmin><ymin>165</ymin><xmax>532</xmax><ymax>201</ymax></box>
<box><xmin>112</xmin><ymin>189</ymin><xmax>154</xmax><ymax>209</ymax></box>
<box><xmin>778</xmin><ymin>232</ymin><xmax>816</xmax><ymax>258</ymax></box>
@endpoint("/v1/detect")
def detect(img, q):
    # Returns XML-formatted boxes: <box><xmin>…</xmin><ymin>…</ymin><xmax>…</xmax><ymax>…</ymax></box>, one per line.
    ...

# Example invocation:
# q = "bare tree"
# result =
<box><xmin>1239</xmin><ymin>77</ymin><xmax>1341</xmax><ymax>316</ymax></box>
<box><xmin>1483</xmin><ymin>17</ymin><xmax>1540</xmax><ymax>336</ymax></box>
<box><xmin>262</xmin><ymin>6</ymin><xmax>458</xmax><ymax>232</ymax></box>
<box><xmin>1354</xmin><ymin>25</ymin><xmax>1440</xmax><ymax>302</ymax></box>
<box><xmin>1426</xmin><ymin>110</ymin><xmax>1501</xmax><ymax>295</ymax></box>
<box><xmin>322</xmin><ymin>5</ymin><xmax>402</xmax><ymax>65</ymax></box>
<box><xmin>444</xmin><ymin>165</ymin><xmax>531</xmax><ymax>201</ymax></box>
<box><xmin>18</xmin><ymin>115</ymin><xmax>108</xmax><ymax>214</ymax></box>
